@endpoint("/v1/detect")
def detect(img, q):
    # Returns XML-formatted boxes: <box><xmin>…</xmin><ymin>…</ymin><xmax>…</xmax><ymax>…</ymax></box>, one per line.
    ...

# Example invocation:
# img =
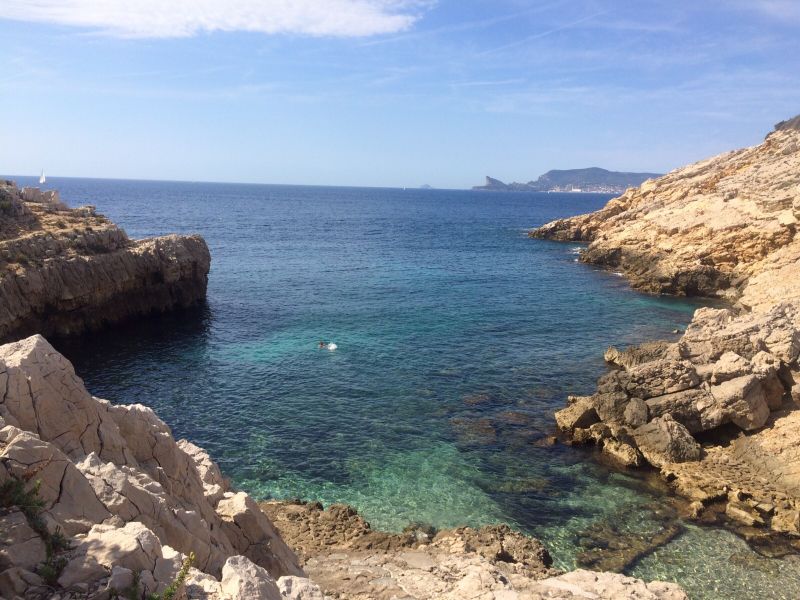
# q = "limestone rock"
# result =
<box><xmin>632</xmin><ymin>415</ymin><xmax>701</xmax><ymax>467</ymax></box>
<box><xmin>602</xmin><ymin>438</ymin><xmax>643</xmax><ymax>467</ymax></box>
<box><xmin>709</xmin><ymin>375</ymin><xmax>770</xmax><ymax>430</ymax></box>
<box><xmin>107</xmin><ymin>565</ymin><xmax>135</xmax><ymax>593</ymax></box>
<box><xmin>0</xmin><ymin>335</ymin><xmax>305</xmax><ymax>597</ymax></box>
<box><xmin>771</xmin><ymin>509</ymin><xmax>800</xmax><ymax>536</ymax></box>
<box><xmin>217</xmin><ymin>492</ymin><xmax>304</xmax><ymax>579</ymax></box>
<box><xmin>605</xmin><ymin>341</ymin><xmax>671</xmax><ymax>369</ymax></box>
<box><xmin>277</xmin><ymin>576</ymin><xmax>326</xmax><ymax>600</ymax></box>
<box><xmin>0</xmin><ymin>334</ymin><xmax>131</xmax><ymax>463</ymax></box>
<box><xmin>710</xmin><ymin>351</ymin><xmax>751</xmax><ymax>384</ymax></box>
<box><xmin>725</xmin><ymin>501</ymin><xmax>765</xmax><ymax>527</ymax></box>
<box><xmin>221</xmin><ymin>555</ymin><xmax>281</xmax><ymax>600</ymax></box>
<box><xmin>0</xmin><ymin>568</ymin><xmax>44</xmax><ymax>599</ymax></box>
<box><xmin>179</xmin><ymin>439</ymin><xmax>228</xmax><ymax>505</ymax></box>
<box><xmin>0</xmin><ymin>510</ymin><xmax>46</xmax><ymax>571</ymax></box>
<box><xmin>153</xmin><ymin>545</ymin><xmax>185</xmax><ymax>587</ymax></box>
<box><xmin>537</xmin><ymin>117</ymin><xmax>800</xmax><ymax>538</ymax></box>
<box><xmin>623</xmin><ymin>397</ymin><xmax>648</xmax><ymax>427</ymax></box>
<box><xmin>530</xmin><ymin>124</ymin><xmax>800</xmax><ymax>306</ymax></box>
<box><xmin>621</xmin><ymin>359</ymin><xmax>700</xmax><ymax>400</ymax></box>
<box><xmin>0</xmin><ymin>180</ymin><xmax>210</xmax><ymax>343</ymax></box>
<box><xmin>264</xmin><ymin>499</ymin><xmax>688</xmax><ymax>600</ymax></box>
<box><xmin>58</xmin><ymin>521</ymin><xmax>162</xmax><ymax>588</ymax></box>
<box><xmin>593</xmin><ymin>391</ymin><xmax>629</xmax><ymax>423</ymax></box>
<box><xmin>538</xmin><ymin>569</ymin><xmax>688</xmax><ymax>599</ymax></box>
<box><xmin>0</xmin><ymin>425</ymin><xmax>111</xmax><ymax>536</ymax></box>
<box><xmin>554</xmin><ymin>396</ymin><xmax>599</xmax><ymax>431</ymax></box>
<box><xmin>184</xmin><ymin>567</ymin><xmax>225</xmax><ymax>599</ymax></box>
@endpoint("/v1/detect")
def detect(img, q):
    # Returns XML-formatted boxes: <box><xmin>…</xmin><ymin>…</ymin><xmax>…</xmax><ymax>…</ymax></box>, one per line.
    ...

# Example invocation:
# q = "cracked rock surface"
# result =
<box><xmin>0</xmin><ymin>180</ymin><xmax>210</xmax><ymax>343</ymax></box>
<box><xmin>0</xmin><ymin>335</ymin><xmax>311</xmax><ymax>599</ymax></box>
<box><xmin>533</xmin><ymin>118</ymin><xmax>800</xmax><ymax>542</ymax></box>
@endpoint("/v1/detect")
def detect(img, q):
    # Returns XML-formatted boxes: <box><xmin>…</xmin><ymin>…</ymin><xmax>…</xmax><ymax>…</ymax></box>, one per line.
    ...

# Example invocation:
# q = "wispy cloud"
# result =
<box><xmin>474</xmin><ymin>68</ymin><xmax>800</xmax><ymax>120</ymax></box>
<box><xmin>361</xmin><ymin>0</ymin><xmax>568</xmax><ymax>46</ymax></box>
<box><xmin>1</xmin><ymin>0</ymin><xmax>434</xmax><ymax>38</ymax></box>
<box><xmin>733</xmin><ymin>0</ymin><xmax>800</xmax><ymax>22</ymax></box>
<box><xmin>450</xmin><ymin>78</ymin><xmax>526</xmax><ymax>88</ymax></box>
<box><xmin>477</xmin><ymin>9</ymin><xmax>613</xmax><ymax>56</ymax></box>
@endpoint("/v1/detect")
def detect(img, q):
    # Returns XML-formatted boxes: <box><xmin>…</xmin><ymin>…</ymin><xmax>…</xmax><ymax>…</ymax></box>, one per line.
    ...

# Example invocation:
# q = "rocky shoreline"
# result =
<box><xmin>260</xmin><ymin>499</ymin><xmax>691</xmax><ymax>599</ymax></box>
<box><xmin>0</xmin><ymin>335</ymin><xmax>689</xmax><ymax>599</ymax></box>
<box><xmin>531</xmin><ymin>117</ymin><xmax>800</xmax><ymax>551</ymax></box>
<box><xmin>0</xmin><ymin>180</ymin><xmax>210</xmax><ymax>344</ymax></box>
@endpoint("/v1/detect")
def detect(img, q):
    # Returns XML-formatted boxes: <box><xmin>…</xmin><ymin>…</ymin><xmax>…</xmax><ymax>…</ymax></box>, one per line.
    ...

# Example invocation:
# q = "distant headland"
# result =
<box><xmin>473</xmin><ymin>167</ymin><xmax>662</xmax><ymax>194</ymax></box>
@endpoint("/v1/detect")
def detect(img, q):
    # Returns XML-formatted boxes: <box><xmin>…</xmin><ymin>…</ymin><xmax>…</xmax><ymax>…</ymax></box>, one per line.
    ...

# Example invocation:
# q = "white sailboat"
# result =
<box><xmin>39</xmin><ymin>170</ymin><xmax>46</xmax><ymax>185</ymax></box>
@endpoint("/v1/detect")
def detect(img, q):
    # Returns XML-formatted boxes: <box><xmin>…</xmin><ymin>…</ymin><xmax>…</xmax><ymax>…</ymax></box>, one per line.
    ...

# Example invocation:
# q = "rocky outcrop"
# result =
<box><xmin>534</xmin><ymin>118</ymin><xmax>800</xmax><ymax>543</ymax></box>
<box><xmin>530</xmin><ymin>121</ymin><xmax>800</xmax><ymax>303</ymax></box>
<box><xmin>261</xmin><ymin>500</ymin><xmax>687</xmax><ymax>600</ymax></box>
<box><xmin>0</xmin><ymin>180</ymin><xmax>210</xmax><ymax>343</ymax></box>
<box><xmin>0</xmin><ymin>335</ymin><xmax>313</xmax><ymax>599</ymax></box>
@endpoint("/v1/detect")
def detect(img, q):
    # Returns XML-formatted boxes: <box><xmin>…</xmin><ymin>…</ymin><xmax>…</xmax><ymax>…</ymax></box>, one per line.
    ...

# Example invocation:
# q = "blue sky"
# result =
<box><xmin>1</xmin><ymin>0</ymin><xmax>799</xmax><ymax>188</ymax></box>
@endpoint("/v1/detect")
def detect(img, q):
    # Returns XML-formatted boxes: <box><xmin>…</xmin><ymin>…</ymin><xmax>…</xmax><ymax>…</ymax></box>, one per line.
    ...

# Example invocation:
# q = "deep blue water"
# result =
<box><xmin>9</xmin><ymin>176</ymin><xmax>800</xmax><ymax>599</ymax></box>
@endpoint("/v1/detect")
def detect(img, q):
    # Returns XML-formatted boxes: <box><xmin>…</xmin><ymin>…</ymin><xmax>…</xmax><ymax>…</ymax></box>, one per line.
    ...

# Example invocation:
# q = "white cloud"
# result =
<box><xmin>733</xmin><ymin>0</ymin><xmax>800</xmax><ymax>21</ymax></box>
<box><xmin>2</xmin><ymin>0</ymin><xmax>431</xmax><ymax>38</ymax></box>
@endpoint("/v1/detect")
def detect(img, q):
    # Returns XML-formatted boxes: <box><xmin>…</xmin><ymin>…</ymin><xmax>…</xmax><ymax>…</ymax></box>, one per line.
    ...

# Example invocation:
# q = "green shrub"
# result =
<box><xmin>0</xmin><ymin>478</ymin><xmax>46</xmax><ymax>527</ymax></box>
<box><xmin>0</xmin><ymin>477</ymin><xmax>72</xmax><ymax>585</ymax></box>
<box><xmin>148</xmin><ymin>552</ymin><xmax>195</xmax><ymax>600</ymax></box>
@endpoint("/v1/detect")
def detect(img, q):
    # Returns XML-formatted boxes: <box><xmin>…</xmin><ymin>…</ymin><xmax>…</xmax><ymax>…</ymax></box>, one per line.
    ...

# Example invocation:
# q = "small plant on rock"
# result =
<box><xmin>0</xmin><ymin>477</ymin><xmax>73</xmax><ymax>586</ymax></box>
<box><xmin>148</xmin><ymin>552</ymin><xmax>195</xmax><ymax>600</ymax></box>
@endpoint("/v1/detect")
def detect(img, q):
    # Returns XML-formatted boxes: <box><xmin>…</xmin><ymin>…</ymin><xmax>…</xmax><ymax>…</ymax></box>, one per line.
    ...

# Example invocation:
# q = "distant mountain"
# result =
<box><xmin>774</xmin><ymin>114</ymin><xmax>800</xmax><ymax>133</ymax></box>
<box><xmin>473</xmin><ymin>168</ymin><xmax>662</xmax><ymax>194</ymax></box>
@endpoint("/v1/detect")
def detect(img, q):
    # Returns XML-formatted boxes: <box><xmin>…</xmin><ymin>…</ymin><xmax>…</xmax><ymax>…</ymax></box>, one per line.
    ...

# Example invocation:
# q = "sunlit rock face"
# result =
<box><xmin>537</xmin><ymin>118</ymin><xmax>800</xmax><ymax>542</ymax></box>
<box><xmin>0</xmin><ymin>180</ymin><xmax>210</xmax><ymax>344</ymax></box>
<box><xmin>0</xmin><ymin>335</ymin><xmax>308</xmax><ymax>599</ymax></box>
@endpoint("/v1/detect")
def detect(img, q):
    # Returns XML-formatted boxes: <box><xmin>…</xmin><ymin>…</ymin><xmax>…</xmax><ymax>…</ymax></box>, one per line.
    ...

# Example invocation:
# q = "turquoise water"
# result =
<box><xmin>13</xmin><ymin>176</ymin><xmax>798</xmax><ymax>599</ymax></box>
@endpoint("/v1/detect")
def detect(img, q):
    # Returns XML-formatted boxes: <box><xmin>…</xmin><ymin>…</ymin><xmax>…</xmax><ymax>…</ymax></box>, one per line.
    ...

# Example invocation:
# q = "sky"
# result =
<box><xmin>1</xmin><ymin>0</ymin><xmax>799</xmax><ymax>188</ymax></box>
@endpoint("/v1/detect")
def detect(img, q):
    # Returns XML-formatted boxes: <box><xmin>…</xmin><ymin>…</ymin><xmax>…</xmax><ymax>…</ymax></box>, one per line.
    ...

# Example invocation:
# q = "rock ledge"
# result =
<box><xmin>0</xmin><ymin>180</ymin><xmax>210</xmax><ymax>343</ymax></box>
<box><xmin>532</xmin><ymin>118</ymin><xmax>800</xmax><ymax>545</ymax></box>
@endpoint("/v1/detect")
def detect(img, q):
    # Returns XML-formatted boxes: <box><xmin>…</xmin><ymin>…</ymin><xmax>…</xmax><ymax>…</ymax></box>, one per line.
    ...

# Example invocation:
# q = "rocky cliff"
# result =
<box><xmin>0</xmin><ymin>181</ymin><xmax>210</xmax><ymax>344</ymax></box>
<box><xmin>0</xmin><ymin>335</ymin><xmax>312</xmax><ymax>599</ymax></box>
<box><xmin>0</xmin><ymin>336</ymin><xmax>687</xmax><ymax>599</ymax></box>
<box><xmin>531</xmin><ymin>117</ymin><xmax>800</xmax><ymax>545</ymax></box>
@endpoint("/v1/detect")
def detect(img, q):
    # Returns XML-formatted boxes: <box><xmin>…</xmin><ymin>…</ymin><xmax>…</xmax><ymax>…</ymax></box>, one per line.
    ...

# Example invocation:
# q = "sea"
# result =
<box><xmin>9</xmin><ymin>176</ymin><xmax>800</xmax><ymax>599</ymax></box>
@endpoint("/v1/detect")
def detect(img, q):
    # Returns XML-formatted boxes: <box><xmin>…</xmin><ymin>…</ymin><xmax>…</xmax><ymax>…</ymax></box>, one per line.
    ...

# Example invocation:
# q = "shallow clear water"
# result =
<box><xmin>12</xmin><ymin>176</ymin><xmax>799</xmax><ymax>599</ymax></box>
